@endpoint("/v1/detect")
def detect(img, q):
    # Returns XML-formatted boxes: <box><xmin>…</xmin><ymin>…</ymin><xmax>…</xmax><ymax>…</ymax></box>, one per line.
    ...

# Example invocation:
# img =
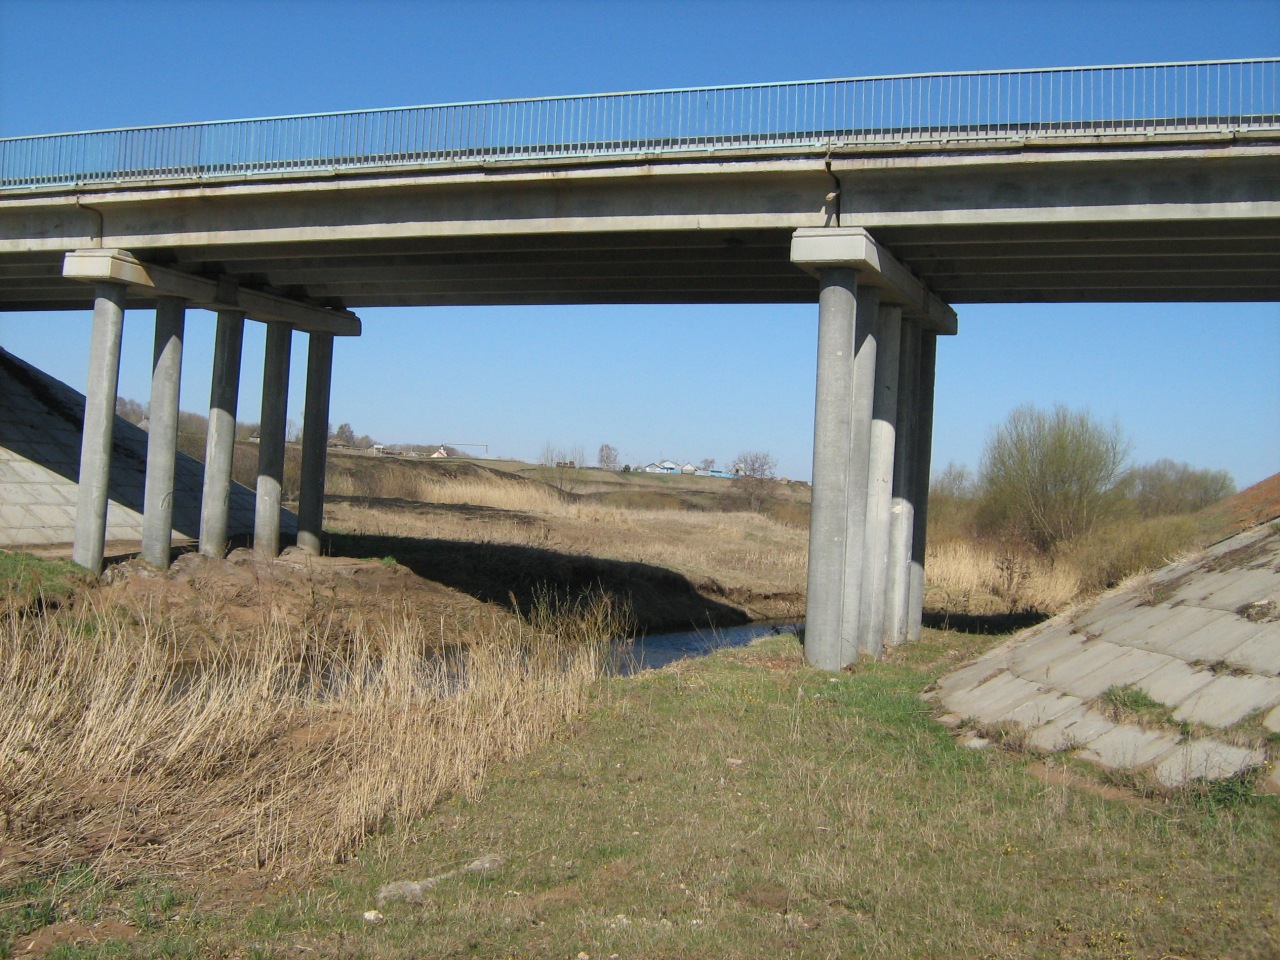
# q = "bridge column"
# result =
<box><xmin>200</xmin><ymin>310</ymin><xmax>245</xmax><ymax>557</ymax></box>
<box><xmin>836</xmin><ymin>286</ymin><xmax>883</xmax><ymax>659</ymax></box>
<box><xmin>72</xmin><ymin>282</ymin><xmax>128</xmax><ymax>573</ymax></box>
<box><xmin>806</xmin><ymin>268</ymin><xmax>859</xmax><ymax>670</ymax></box>
<box><xmin>906</xmin><ymin>332</ymin><xmax>938</xmax><ymax>643</ymax></box>
<box><xmin>296</xmin><ymin>332</ymin><xmax>333</xmax><ymax>556</ymax></box>
<box><xmin>254</xmin><ymin>322</ymin><xmax>292</xmax><ymax>558</ymax></box>
<box><xmin>141</xmin><ymin>296</ymin><xmax>185</xmax><ymax>568</ymax></box>
<box><xmin>885</xmin><ymin>318</ymin><xmax>922</xmax><ymax>647</ymax></box>
<box><xmin>859</xmin><ymin>305</ymin><xmax>903</xmax><ymax>659</ymax></box>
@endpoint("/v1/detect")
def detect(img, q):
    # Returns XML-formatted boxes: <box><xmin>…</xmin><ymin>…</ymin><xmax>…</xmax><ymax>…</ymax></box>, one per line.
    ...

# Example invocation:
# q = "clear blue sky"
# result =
<box><xmin>1</xmin><ymin>0</ymin><xmax>1277</xmax><ymax>487</ymax></box>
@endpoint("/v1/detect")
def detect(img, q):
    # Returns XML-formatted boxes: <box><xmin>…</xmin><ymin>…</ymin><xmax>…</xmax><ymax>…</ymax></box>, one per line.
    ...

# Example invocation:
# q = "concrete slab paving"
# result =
<box><xmin>1264</xmin><ymin>704</ymin><xmax>1280</xmax><ymax>734</ymax></box>
<box><xmin>1172</xmin><ymin>673</ymin><xmax>1280</xmax><ymax>728</ymax></box>
<box><xmin>1154</xmin><ymin>741</ymin><xmax>1267</xmax><ymax>789</ymax></box>
<box><xmin>1224</xmin><ymin>624</ymin><xmax>1280</xmax><ymax>677</ymax></box>
<box><xmin>1026</xmin><ymin>705</ymin><xmax>1116</xmax><ymax>753</ymax></box>
<box><xmin>1035</xmin><ymin>640</ymin><xmax>1131</xmax><ymax>696</ymax></box>
<box><xmin>936</xmin><ymin>524</ymin><xmax>1280</xmax><ymax>788</ymax></box>
<box><xmin>1001</xmin><ymin>690</ymin><xmax>1085</xmax><ymax>729</ymax></box>
<box><xmin>1135</xmin><ymin>658</ymin><xmax>1219</xmax><ymax>707</ymax></box>
<box><xmin>1163</xmin><ymin>612</ymin><xmax>1264</xmax><ymax>662</ymax></box>
<box><xmin>1007</xmin><ymin>628</ymin><xmax>1088</xmax><ymax>678</ymax></box>
<box><xmin>1099</xmin><ymin>603</ymin><xmax>1188</xmax><ymax>647</ymax></box>
<box><xmin>1075</xmin><ymin>724</ymin><xmax>1181</xmax><ymax>770</ymax></box>
<box><xmin>1066</xmin><ymin>647</ymin><xmax>1177</xmax><ymax>699</ymax></box>
<box><xmin>1199</xmin><ymin>568</ymin><xmax>1280</xmax><ymax>612</ymax></box>
<box><xmin>945</xmin><ymin>671</ymin><xmax>1041</xmax><ymax>722</ymax></box>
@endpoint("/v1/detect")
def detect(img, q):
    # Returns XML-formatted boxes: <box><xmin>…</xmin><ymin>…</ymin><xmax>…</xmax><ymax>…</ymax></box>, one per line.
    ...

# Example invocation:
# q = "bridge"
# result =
<box><xmin>1</xmin><ymin>58</ymin><xmax>1277</xmax><ymax>669</ymax></box>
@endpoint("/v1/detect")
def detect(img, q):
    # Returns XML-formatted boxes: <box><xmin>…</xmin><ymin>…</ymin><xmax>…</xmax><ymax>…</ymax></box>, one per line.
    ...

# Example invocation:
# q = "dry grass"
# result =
<box><xmin>924</xmin><ymin>539</ymin><xmax>1082</xmax><ymax>616</ymax></box>
<box><xmin>0</xmin><ymin>589</ymin><xmax>630</xmax><ymax>883</ymax></box>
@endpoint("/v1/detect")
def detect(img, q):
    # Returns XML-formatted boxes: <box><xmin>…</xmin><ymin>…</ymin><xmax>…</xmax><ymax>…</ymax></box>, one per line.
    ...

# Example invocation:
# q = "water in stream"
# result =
<box><xmin>627</xmin><ymin>621</ymin><xmax>801</xmax><ymax>672</ymax></box>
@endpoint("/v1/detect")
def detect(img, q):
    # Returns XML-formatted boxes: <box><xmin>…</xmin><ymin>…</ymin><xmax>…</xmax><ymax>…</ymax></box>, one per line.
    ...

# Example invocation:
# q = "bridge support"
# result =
<box><xmin>200</xmin><ymin>310</ymin><xmax>245</xmax><ymax>557</ymax></box>
<box><xmin>297</xmin><ymin>332</ymin><xmax>334</xmax><ymax>556</ymax></box>
<box><xmin>254</xmin><ymin>322</ymin><xmax>292</xmax><ymax>558</ymax></box>
<box><xmin>907</xmin><ymin>332</ymin><xmax>938</xmax><ymax>643</ymax></box>
<box><xmin>72</xmin><ymin>282</ymin><xmax>127</xmax><ymax>573</ymax></box>
<box><xmin>141</xmin><ymin>296</ymin><xmax>186</xmax><ymax>568</ymax></box>
<box><xmin>885</xmin><ymin>318</ymin><xmax>921</xmax><ymax>646</ymax></box>
<box><xmin>860</xmin><ymin>305</ymin><xmax>903</xmax><ymax>659</ymax></box>
<box><xmin>791</xmin><ymin>228</ymin><xmax>955</xmax><ymax>667</ymax></box>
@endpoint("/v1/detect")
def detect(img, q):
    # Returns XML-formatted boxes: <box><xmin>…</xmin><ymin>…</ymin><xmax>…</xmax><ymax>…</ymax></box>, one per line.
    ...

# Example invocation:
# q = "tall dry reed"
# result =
<box><xmin>0</xmin><ymin>592</ymin><xmax>630</xmax><ymax>880</ymax></box>
<box><xmin>924</xmin><ymin>539</ymin><xmax>1081</xmax><ymax>615</ymax></box>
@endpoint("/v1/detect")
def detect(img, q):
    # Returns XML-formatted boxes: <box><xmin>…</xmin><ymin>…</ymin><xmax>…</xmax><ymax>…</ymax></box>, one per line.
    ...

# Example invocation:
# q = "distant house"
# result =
<box><xmin>681</xmin><ymin>462</ymin><xmax>697</xmax><ymax>474</ymax></box>
<box><xmin>430</xmin><ymin>447</ymin><xmax>449</xmax><ymax>458</ymax></box>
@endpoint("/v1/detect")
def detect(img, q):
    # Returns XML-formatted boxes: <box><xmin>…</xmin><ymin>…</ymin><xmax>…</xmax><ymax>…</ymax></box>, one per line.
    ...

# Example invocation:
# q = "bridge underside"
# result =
<box><xmin>3</xmin><ymin>216</ymin><xmax>1279</xmax><ymax>312</ymax></box>
<box><xmin>1</xmin><ymin>132</ymin><xmax>1276</xmax><ymax>668</ymax></box>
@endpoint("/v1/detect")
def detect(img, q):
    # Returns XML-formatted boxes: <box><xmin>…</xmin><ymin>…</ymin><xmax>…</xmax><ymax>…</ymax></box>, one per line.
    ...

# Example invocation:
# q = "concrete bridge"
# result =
<box><xmin>1</xmin><ymin>58</ymin><xmax>1277</xmax><ymax>669</ymax></box>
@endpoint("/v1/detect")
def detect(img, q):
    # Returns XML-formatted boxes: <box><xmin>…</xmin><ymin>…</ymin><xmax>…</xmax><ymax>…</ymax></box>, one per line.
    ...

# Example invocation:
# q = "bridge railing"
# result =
<box><xmin>2</xmin><ymin>58</ymin><xmax>1277</xmax><ymax>190</ymax></box>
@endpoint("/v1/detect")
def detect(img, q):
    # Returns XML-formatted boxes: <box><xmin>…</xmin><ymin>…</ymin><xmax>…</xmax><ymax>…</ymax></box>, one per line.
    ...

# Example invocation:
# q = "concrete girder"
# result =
<box><xmin>61</xmin><ymin>249</ymin><xmax>361</xmax><ymax>336</ymax></box>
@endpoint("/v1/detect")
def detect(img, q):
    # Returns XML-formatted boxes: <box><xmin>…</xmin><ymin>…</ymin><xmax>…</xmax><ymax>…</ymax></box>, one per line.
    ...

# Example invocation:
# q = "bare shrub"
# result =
<box><xmin>1128</xmin><ymin>459</ymin><xmax>1236</xmax><ymax>518</ymax></box>
<box><xmin>976</xmin><ymin>404</ymin><xmax>1130</xmax><ymax>552</ymax></box>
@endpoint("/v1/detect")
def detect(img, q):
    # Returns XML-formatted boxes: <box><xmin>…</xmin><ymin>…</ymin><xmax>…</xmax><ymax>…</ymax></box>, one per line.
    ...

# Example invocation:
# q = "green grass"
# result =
<box><xmin>35</xmin><ymin>630</ymin><xmax>1277</xmax><ymax>959</ymax></box>
<box><xmin>0</xmin><ymin>549</ymin><xmax>86</xmax><ymax>613</ymax></box>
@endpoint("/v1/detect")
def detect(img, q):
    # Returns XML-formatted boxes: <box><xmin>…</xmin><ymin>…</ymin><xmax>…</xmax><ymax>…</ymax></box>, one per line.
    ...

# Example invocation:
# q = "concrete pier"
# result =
<box><xmin>791</xmin><ymin>228</ymin><xmax>955</xmax><ymax>667</ymax></box>
<box><xmin>805</xmin><ymin>268</ymin><xmax>860</xmax><ymax>671</ymax></box>
<box><xmin>200</xmin><ymin>310</ymin><xmax>245</xmax><ymax>557</ymax></box>
<box><xmin>254</xmin><ymin>322</ymin><xmax>292</xmax><ymax>558</ymax></box>
<box><xmin>72</xmin><ymin>282</ymin><xmax>127</xmax><ymax>573</ymax></box>
<box><xmin>907</xmin><ymin>333</ymin><xmax>938</xmax><ymax>643</ymax></box>
<box><xmin>885</xmin><ymin>318</ymin><xmax>922</xmax><ymax>646</ymax></box>
<box><xmin>296</xmin><ymin>332</ymin><xmax>333</xmax><ymax>555</ymax></box>
<box><xmin>837</xmin><ymin>286</ymin><xmax>882</xmax><ymax>660</ymax></box>
<box><xmin>859</xmin><ymin>305</ymin><xmax>902</xmax><ymax>658</ymax></box>
<box><xmin>140</xmin><ymin>296</ymin><xmax>185</xmax><ymax>568</ymax></box>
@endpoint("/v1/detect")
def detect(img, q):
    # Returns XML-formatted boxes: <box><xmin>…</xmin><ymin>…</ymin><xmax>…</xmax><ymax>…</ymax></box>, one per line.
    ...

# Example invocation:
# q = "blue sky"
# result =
<box><xmin>1</xmin><ymin>0</ymin><xmax>1277</xmax><ymax>487</ymax></box>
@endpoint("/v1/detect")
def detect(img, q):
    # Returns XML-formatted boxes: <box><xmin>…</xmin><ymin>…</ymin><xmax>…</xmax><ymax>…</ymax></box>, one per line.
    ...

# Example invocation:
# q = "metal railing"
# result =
<box><xmin>1</xmin><ymin>59</ymin><xmax>1277</xmax><ymax>191</ymax></box>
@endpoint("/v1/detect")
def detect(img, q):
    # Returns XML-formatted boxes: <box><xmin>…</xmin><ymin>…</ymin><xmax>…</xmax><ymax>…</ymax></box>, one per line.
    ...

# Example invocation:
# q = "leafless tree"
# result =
<box><xmin>732</xmin><ymin>450</ymin><xmax>778</xmax><ymax>511</ymax></box>
<box><xmin>699</xmin><ymin>457</ymin><xmax>716</xmax><ymax>472</ymax></box>
<box><xmin>598</xmin><ymin>443</ymin><xmax>620</xmax><ymax>470</ymax></box>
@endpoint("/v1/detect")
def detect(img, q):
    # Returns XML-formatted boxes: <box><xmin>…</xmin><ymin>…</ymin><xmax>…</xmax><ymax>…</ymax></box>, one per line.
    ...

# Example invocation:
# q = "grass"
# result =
<box><xmin>0</xmin><ymin>549</ymin><xmax>85</xmax><ymax>615</ymax></box>
<box><xmin>22</xmin><ymin>632</ymin><xmax>1277</xmax><ymax>959</ymax></box>
<box><xmin>0</xmin><ymin>584</ymin><xmax>631</xmax><ymax>958</ymax></box>
<box><xmin>4</xmin><ymin>459</ymin><xmax>1274</xmax><ymax>956</ymax></box>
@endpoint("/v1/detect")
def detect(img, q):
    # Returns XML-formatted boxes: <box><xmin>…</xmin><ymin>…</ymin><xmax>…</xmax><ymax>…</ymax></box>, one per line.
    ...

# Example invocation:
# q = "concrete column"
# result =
<box><xmin>141</xmin><ymin>296</ymin><xmax>186</xmax><ymax>568</ymax></box>
<box><xmin>296</xmin><ymin>332</ymin><xmax>334</xmax><ymax>555</ymax></box>
<box><xmin>885</xmin><ymin>318</ymin><xmax>922</xmax><ymax>647</ymax></box>
<box><xmin>254</xmin><ymin>322</ymin><xmax>292</xmax><ymax>558</ymax></box>
<box><xmin>72</xmin><ymin>282</ymin><xmax>128</xmax><ymax>573</ymax></box>
<box><xmin>199</xmin><ymin>310</ymin><xmax>245</xmax><ymax>557</ymax></box>
<box><xmin>836</xmin><ymin>285</ymin><xmax>882</xmax><ymax>661</ymax></box>
<box><xmin>805</xmin><ymin>268</ymin><xmax>859</xmax><ymax>671</ymax></box>
<box><xmin>906</xmin><ymin>332</ymin><xmax>938</xmax><ymax>643</ymax></box>
<box><xmin>858</xmin><ymin>304</ymin><xmax>902</xmax><ymax>659</ymax></box>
